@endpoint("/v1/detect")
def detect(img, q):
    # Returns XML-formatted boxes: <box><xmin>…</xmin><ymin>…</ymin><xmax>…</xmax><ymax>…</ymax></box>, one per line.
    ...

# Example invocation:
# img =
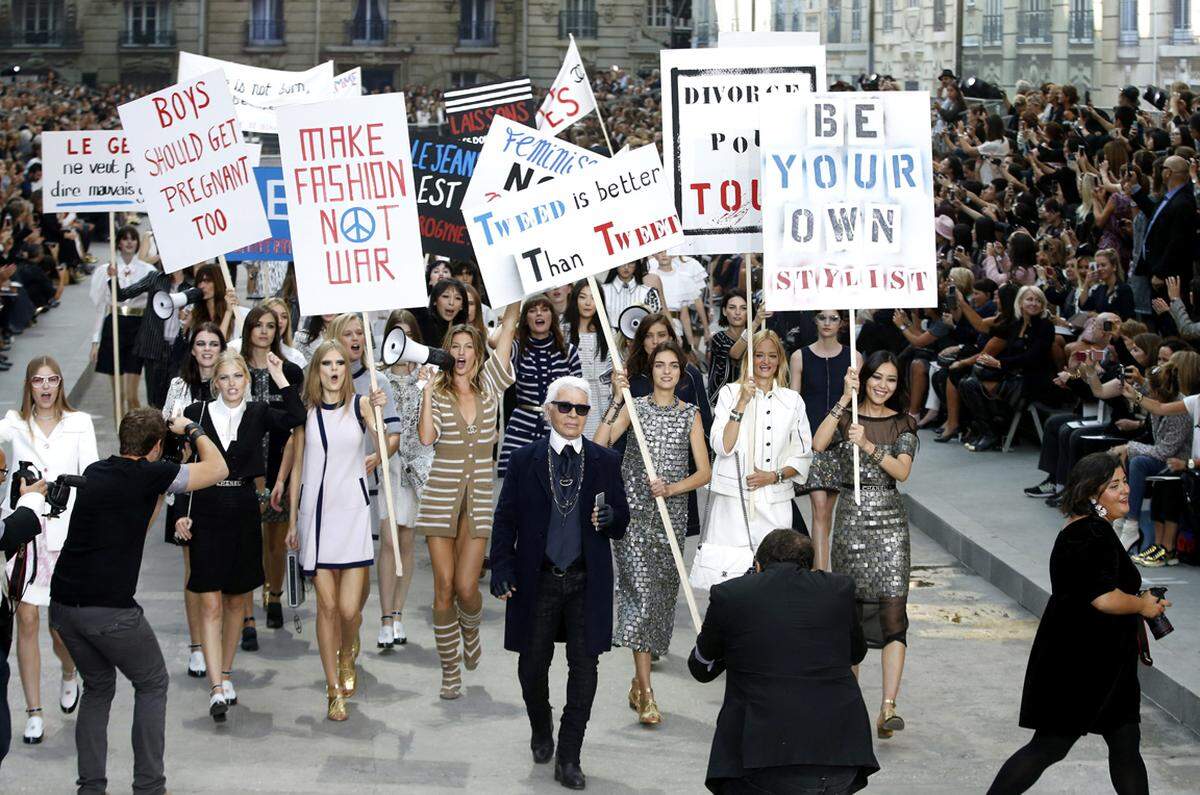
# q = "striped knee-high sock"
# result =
<box><xmin>457</xmin><ymin>594</ymin><xmax>483</xmax><ymax>671</ymax></box>
<box><xmin>432</xmin><ymin>606</ymin><xmax>462</xmax><ymax>698</ymax></box>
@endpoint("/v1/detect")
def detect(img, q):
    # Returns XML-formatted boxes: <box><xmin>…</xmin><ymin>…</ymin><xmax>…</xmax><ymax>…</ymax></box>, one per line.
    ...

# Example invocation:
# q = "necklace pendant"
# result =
<box><xmin>559</xmin><ymin>477</ymin><xmax>574</xmax><ymax>487</ymax></box>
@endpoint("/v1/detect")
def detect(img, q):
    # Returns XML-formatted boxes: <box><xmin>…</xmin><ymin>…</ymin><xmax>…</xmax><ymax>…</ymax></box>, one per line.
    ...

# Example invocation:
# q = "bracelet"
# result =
<box><xmin>729</xmin><ymin>409</ymin><xmax>744</xmax><ymax>423</ymax></box>
<box><xmin>775</xmin><ymin>470</ymin><xmax>784</xmax><ymax>484</ymax></box>
<box><xmin>829</xmin><ymin>403</ymin><xmax>845</xmax><ymax>420</ymax></box>
<box><xmin>869</xmin><ymin>447</ymin><xmax>886</xmax><ymax>466</ymax></box>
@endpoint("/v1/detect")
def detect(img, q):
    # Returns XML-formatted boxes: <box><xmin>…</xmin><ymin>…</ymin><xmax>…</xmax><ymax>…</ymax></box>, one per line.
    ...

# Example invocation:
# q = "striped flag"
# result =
<box><xmin>444</xmin><ymin>77</ymin><xmax>535</xmax><ymax>140</ymax></box>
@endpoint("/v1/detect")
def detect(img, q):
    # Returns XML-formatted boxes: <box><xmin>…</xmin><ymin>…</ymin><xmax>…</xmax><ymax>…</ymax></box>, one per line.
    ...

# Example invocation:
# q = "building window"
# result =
<box><xmin>829</xmin><ymin>0</ymin><xmax>841</xmax><ymax>42</ymax></box>
<box><xmin>983</xmin><ymin>0</ymin><xmax>1003</xmax><ymax>44</ymax></box>
<box><xmin>248</xmin><ymin>0</ymin><xmax>284</xmax><ymax>44</ymax></box>
<box><xmin>351</xmin><ymin>0</ymin><xmax>388</xmax><ymax>43</ymax></box>
<box><xmin>908</xmin><ymin>0</ymin><xmax>918</xmax><ymax>8</ymax></box>
<box><xmin>123</xmin><ymin>1</ymin><xmax>174</xmax><ymax>46</ymax></box>
<box><xmin>1019</xmin><ymin>0</ymin><xmax>1049</xmax><ymax>42</ymax></box>
<box><xmin>1068</xmin><ymin>0</ymin><xmax>1093</xmax><ymax>41</ymax></box>
<box><xmin>851</xmin><ymin>0</ymin><xmax>862</xmax><ymax>41</ymax></box>
<box><xmin>559</xmin><ymin>0</ymin><xmax>598</xmax><ymax>38</ymax></box>
<box><xmin>459</xmin><ymin>0</ymin><xmax>496</xmax><ymax>45</ymax></box>
<box><xmin>1119</xmin><ymin>0</ymin><xmax>1138</xmax><ymax>45</ymax></box>
<box><xmin>1173</xmin><ymin>0</ymin><xmax>1193</xmax><ymax>42</ymax></box>
<box><xmin>647</xmin><ymin>0</ymin><xmax>670</xmax><ymax>27</ymax></box>
<box><xmin>451</xmin><ymin>72</ymin><xmax>480</xmax><ymax>89</ymax></box>
<box><xmin>933</xmin><ymin>0</ymin><xmax>945</xmax><ymax>31</ymax></box>
<box><xmin>882</xmin><ymin>0</ymin><xmax>894</xmax><ymax>31</ymax></box>
<box><xmin>15</xmin><ymin>0</ymin><xmax>63</xmax><ymax>45</ymax></box>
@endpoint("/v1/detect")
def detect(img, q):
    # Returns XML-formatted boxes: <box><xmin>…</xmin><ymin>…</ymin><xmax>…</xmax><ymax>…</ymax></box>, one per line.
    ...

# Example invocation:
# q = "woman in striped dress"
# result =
<box><xmin>563</xmin><ymin>281</ymin><xmax>610</xmax><ymax>439</ymax></box>
<box><xmin>417</xmin><ymin>304</ymin><xmax>519</xmax><ymax>699</ymax></box>
<box><xmin>498</xmin><ymin>295</ymin><xmax>582</xmax><ymax>478</ymax></box>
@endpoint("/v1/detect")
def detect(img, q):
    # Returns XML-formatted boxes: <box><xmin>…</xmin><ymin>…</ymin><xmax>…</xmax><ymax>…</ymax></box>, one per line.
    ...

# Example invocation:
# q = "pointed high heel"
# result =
<box><xmin>877</xmin><ymin>699</ymin><xmax>904</xmax><ymax>738</ymax></box>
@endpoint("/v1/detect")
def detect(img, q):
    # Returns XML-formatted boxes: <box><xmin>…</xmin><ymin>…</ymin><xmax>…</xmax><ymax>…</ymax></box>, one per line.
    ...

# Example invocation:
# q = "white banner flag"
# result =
<box><xmin>536</xmin><ymin>36</ymin><xmax>598</xmax><ymax>136</ymax></box>
<box><xmin>178</xmin><ymin>52</ymin><xmax>336</xmax><ymax>134</ymax></box>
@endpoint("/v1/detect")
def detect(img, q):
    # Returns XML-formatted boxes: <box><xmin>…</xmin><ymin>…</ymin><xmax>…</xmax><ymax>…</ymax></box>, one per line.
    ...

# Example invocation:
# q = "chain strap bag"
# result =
<box><xmin>688</xmin><ymin>451</ymin><xmax>757</xmax><ymax>591</ymax></box>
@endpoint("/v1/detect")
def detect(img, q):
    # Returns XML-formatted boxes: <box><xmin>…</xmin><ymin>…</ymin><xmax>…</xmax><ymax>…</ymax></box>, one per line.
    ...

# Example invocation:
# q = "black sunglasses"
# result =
<box><xmin>550</xmin><ymin>401</ymin><xmax>591</xmax><ymax>417</ymax></box>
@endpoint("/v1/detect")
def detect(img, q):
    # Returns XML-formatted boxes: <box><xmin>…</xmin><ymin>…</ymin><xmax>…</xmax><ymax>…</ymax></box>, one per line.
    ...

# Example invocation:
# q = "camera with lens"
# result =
<box><xmin>1145</xmin><ymin>586</ymin><xmax>1173</xmax><ymax>640</ymax></box>
<box><xmin>10</xmin><ymin>461</ymin><xmax>86</xmax><ymax>519</ymax></box>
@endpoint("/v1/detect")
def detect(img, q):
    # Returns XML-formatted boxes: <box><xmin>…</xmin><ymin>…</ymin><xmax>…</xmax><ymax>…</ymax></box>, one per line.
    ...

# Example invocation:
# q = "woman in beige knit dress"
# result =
<box><xmin>417</xmin><ymin>303</ymin><xmax>519</xmax><ymax>699</ymax></box>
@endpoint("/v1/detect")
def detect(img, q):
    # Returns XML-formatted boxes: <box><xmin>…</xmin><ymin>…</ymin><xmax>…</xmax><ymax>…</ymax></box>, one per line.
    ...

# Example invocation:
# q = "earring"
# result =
<box><xmin>1091</xmin><ymin>499</ymin><xmax>1108</xmax><ymax>519</ymax></box>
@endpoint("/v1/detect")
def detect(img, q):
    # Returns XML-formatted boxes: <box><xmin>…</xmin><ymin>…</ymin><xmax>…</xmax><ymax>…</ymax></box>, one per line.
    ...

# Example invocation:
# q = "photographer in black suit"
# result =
<box><xmin>1125</xmin><ymin>156</ymin><xmax>1197</xmax><ymax>290</ymax></box>
<box><xmin>689</xmin><ymin>530</ymin><xmax>879</xmax><ymax>794</ymax></box>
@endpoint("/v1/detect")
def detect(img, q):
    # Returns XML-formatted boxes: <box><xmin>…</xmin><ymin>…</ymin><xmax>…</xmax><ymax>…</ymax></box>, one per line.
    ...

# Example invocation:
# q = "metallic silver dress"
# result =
<box><xmin>829</xmin><ymin>414</ymin><xmax>919</xmax><ymax>649</ymax></box>
<box><xmin>614</xmin><ymin>396</ymin><xmax>695</xmax><ymax>655</ymax></box>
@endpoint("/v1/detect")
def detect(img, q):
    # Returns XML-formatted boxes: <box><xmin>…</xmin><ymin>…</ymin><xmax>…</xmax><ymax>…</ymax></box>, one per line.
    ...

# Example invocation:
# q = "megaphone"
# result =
<box><xmin>381</xmin><ymin>326</ymin><xmax>455</xmax><ymax>370</ymax></box>
<box><xmin>152</xmin><ymin>287</ymin><xmax>203</xmax><ymax>320</ymax></box>
<box><xmin>618</xmin><ymin>305</ymin><xmax>650</xmax><ymax>340</ymax></box>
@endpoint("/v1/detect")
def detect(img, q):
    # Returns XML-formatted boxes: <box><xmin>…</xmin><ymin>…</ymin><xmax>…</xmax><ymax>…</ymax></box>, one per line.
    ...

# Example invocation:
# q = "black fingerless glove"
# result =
<box><xmin>490</xmin><ymin>578</ymin><xmax>514</xmax><ymax>599</ymax></box>
<box><xmin>594</xmin><ymin>503</ymin><xmax>614</xmax><ymax>530</ymax></box>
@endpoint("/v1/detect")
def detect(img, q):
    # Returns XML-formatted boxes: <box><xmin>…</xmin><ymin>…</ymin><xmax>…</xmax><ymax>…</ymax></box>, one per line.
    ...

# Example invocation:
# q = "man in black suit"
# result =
<box><xmin>689</xmin><ymin>530</ymin><xmax>879</xmax><ymax>794</ymax></box>
<box><xmin>491</xmin><ymin>376</ymin><xmax>630</xmax><ymax>791</ymax></box>
<box><xmin>1126</xmin><ymin>155</ymin><xmax>1198</xmax><ymax>290</ymax></box>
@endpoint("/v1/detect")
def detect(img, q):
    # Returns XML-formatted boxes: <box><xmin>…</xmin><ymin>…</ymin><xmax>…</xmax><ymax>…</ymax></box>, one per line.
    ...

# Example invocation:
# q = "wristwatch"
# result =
<box><xmin>1188</xmin><ymin>459</ymin><xmax>1195</xmax><ymax>471</ymax></box>
<box><xmin>729</xmin><ymin>409</ymin><xmax>744</xmax><ymax>422</ymax></box>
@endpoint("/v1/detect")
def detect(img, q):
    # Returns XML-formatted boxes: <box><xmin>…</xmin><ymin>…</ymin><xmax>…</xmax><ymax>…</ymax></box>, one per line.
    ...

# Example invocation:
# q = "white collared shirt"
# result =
<box><xmin>208</xmin><ymin>396</ymin><xmax>248</xmax><ymax>451</ymax></box>
<box><xmin>549</xmin><ymin>428</ymin><xmax>583</xmax><ymax>455</ymax></box>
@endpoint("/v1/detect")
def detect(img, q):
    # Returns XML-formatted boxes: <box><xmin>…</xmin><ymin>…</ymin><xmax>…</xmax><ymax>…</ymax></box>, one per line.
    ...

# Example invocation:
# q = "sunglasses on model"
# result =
<box><xmin>550</xmin><ymin>401</ymin><xmax>591</xmax><ymax>417</ymax></box>
<box><xmin>30</xmin><ymin>375</ymin><xmax>61</xmax><ymax>387</ymax></box>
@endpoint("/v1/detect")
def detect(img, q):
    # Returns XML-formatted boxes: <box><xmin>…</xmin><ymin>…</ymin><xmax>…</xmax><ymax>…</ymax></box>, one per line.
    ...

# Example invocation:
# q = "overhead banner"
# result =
<box><xmin>178</xmin><ymin>52</ymin><xmax>336</xmax><ymax>134</ymax></box>
<box><xmin>276</xmin><ymin>93</ymin><xmax>426</xmax><ymax>316</ymax></box>
<box><xmin>444</xmin><ymin>77</ymin><xmax>535</xmax><ymax>144</ymax></box>
<box><xmin>410</xmin><ymin>132</ymin><xmax>480</xmax><ymax>261</ymax></box>
<box><xmin>40</xmin><ymin>131</ymin><xmax>145</xmax><ymax>212</ymax></box>
<box><xmin>460</xmin><ymin>117</ymin><xmax>607</xmax><ymax>305</ymax></box>
<box><xmin>118</xmin><ymin>71</ymin><xmax>269</xmax><ymax>273</ymax></box>
<box><xmin>660</xmin><ymin>46</ymin><xmax>826</xmax><ymax>255</ymax></box>
<box><xmin>464</xmin><ymin>145</ymin><xmax>681</xmax><ymax>296</ymax></box>
<box><xmin>761</xmin><ymin>91</ymin><xmax>936</xmax><ymax>311</ymax></box>
<box><xmin>226</xmin><ymin>167</ymin><xmax>291</xmax><ymax>262</ymax></box>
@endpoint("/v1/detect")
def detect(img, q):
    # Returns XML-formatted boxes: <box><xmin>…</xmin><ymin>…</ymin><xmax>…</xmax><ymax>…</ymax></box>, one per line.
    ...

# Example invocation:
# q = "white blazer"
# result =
<box><xmin>0</xmin><ymin>410</ymin><xmax>99</xmax><ymax>551</ymax></box>
<box><xmin>708</xmin><ymin>382</ymin><xmax>812</xmax><ymax>504</ymax></box>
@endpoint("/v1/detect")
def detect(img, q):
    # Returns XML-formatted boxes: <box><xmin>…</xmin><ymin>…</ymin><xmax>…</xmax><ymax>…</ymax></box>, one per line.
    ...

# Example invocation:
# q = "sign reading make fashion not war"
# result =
<box><xmin>460</xmin><ymin>117</ymin><xmax>607</xmax><ymax>306</ymax></box>
<box><xmin>410</xmin><ymin>133</ymin><xmax>480</xmax><ymax>261</ymax></box>
<box><xmin>178</xmin><ymin>52</ymin><xmax>336</xmax><ymax>135</ymax></box>
<box><xmin>226</xmin><ymin>167</ymin><xmax>291</xmax><ymax>262</ymax></box>
<box><xmin>40</xmin><ymin>131</ymin><xmax>145</xmax><ymax>212</ymax></box>
<box><xmin>659</xmin><ymin>46</ymin><xmax>826</xmax><ymax>255</ymax></box>
<box><xmin>118</xmin><ymin>72</ymin><xmax>269</xmax><ymax>273</ymax></box>
<box><xmin>276</xmin><ymin>93</ymin><xmax>425</xmax><ymax>316</ymax></box>
<box><xmin>465</xmin><ymin>145</ymin><xmax>681</xmax><ymax>295</ymax></box>
<box><xmin>761</xmin><ymin>91</ymin><xmax>936</xmax><ymax>311</ymax></box>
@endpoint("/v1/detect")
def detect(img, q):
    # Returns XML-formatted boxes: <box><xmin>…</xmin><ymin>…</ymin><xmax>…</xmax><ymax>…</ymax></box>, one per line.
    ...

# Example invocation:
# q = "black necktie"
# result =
<box><xmin>558</xmin><ymin>446</ymin><xmax>576</xmax><ymax>485</ymax></box>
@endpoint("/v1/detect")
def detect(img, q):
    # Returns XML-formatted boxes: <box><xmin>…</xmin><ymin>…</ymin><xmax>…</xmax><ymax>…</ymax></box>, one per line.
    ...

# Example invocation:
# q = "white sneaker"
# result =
<box><xmin>1116</xmin><ymin>519</ymin><xmax>1141</xmax><ymax>552</ymax></box>
<box><xmin>221</xmin><ymin>678</ymin><xmax>237</xmax><ymax>706</ymax></box>
<box><xmin>23</xmin><ymin>711</ymin><xmax>43</xmax><ymax>744</ymax></box>
<box><xmin>209</xmin><ymin>691</ymin><xmax>228</xmax><ymax>723</ymax></box>
<box><xmin>60</xmin><ymin>675</ymin><xmax>80</xmax><ymax>714</ymax></box>
<box><xmin>187</xmin><ymin>648</ymin><xmax>206</xmax><ymax>678</ymax></box>
<box><xmin>377</xmin><ymin>623</ymin><xmax>394</xmax><ymax>649</ymax></box>
<box><xmin>393</xmin><ymin>618</ymin><xmax>407</xmax><ymax>646</ymax></box>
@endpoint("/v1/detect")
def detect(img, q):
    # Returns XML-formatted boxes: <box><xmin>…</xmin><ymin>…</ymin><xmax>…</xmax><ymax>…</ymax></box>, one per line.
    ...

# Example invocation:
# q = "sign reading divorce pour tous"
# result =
<box><xmin>40</xmin><ymin>131</ymin><xmax>145</xmax><ymax>212</ymax></box>
<box><xmin>761</xmin><ymin>91</ymin><xmax>936</xmax><ymax>311</ymax></box>
<box><xmin>276</xmin><ymin>93</ymin><xmax>426</xmax><ymax>316</ymax></box>
<box><xmin>465</xmin><ymin>145</ymin><xmax>682</xmax><ymax>295</ymax></box>
<box><xmin>118</xmin><ymin>72</ymin><xmax>269</xmax><ymax>273</ymax></box>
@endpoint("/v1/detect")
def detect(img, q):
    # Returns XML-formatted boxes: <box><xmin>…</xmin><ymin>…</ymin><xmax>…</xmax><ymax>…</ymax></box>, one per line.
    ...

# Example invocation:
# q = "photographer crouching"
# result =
<box><xmin>48</xmin><ymin>409</ymin><xmax>228</xmax><ymax>795</ymax></box>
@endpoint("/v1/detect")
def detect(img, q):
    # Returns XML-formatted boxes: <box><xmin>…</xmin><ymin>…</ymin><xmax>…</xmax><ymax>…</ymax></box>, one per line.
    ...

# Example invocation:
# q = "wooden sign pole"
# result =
<box><xmin>108</xmin><ymin>212</ymin><xmax>122</xmax><ymax>428</ymax></box>
<box><xmin>360</xmin><ymin>310</ymin><xmax>403</xmax><ymax>578</ymax></box>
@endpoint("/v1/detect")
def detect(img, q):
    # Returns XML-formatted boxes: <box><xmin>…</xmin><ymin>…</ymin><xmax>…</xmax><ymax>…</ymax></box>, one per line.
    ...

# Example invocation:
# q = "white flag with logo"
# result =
<box><xmin>536</xmin><ymin>36</ymin><xmax>598</xmax><ymax>136</ymax></box>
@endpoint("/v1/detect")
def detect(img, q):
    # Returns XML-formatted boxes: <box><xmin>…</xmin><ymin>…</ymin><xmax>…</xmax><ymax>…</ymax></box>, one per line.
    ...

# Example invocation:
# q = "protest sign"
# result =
<box><xmin>276</xmin><ymin>94</ymin><xmax>425</xmax><ymax>316</ymax></box>
<box><xmin>118</xmin><ymin>71</ymin><xmax>269</xmax><ymax>273</ymax></box>
<box><xmin>334</xmin><ymin>67</ymin><xmax>363</xmax><ymax>97</ymax></box>
<box><xmin>464</xmin><ymin>145</ymin><xmax>681</xmax><ymax>295</ymax></box>
<box><xmin>537</xmin><ymin>37</ymin><xmax>598</xmax><ymax>136</ymax></box>
<box><xmin>761</xmin><ymin>91</ymin><xmax>936</xmax><ymax>311</ymax></box>
<box><xmin>444</xmin><ymin>77</ymin><xmax>535</xmax><ymax>144</ymax></box>
<box><xmin>41</xmin><ymin>131</ymin><xmax>144</xmax><ymax>212</ymax></box>
<box><xmin>659</xmin><ymin>46</ymin><xmax>825</xmax><ymax>255</ymax></box>
<box><xmin>460</xmin><ymin>117</ymin><xmax>607</xmax><ymax>305</ymax></box>
<box><xmin>410</xmin><ymin>133</ymin><xmax>480</xmax><ymax>261</ymax></box>
<box><xmin>178</xmin><ymin>52</ymin><xmax>336</xmax><ymax>134</ymax></box>
<box><xmin>226</xmin><ymin>167</ymin><xmax>292</xmax><ymax>262</ymax></box>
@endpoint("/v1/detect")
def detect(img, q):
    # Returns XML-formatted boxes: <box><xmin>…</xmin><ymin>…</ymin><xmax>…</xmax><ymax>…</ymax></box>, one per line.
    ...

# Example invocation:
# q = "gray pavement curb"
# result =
<box><xmin>905</xmin><ymin>492</ymin><xmax>1200</xmax><ymax>737</ymax></box>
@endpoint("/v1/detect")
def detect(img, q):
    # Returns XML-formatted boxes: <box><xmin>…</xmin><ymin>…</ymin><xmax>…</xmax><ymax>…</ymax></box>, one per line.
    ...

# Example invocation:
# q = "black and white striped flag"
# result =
<box><xmin>444</xmin><ymin>77</ymin><xmax>533</xmax><ymax>115</ymax></box>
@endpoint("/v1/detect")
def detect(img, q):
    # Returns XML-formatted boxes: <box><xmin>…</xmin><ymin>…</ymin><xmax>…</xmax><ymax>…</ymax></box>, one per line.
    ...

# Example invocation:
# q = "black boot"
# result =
<box><xmin>554</xmin><ymin>759</ymin><xmax>586</xmax><ymax>790</ymax></box>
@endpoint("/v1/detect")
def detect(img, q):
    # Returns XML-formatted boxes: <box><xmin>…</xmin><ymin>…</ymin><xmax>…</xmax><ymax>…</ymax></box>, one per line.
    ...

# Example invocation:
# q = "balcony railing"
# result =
<box><xmin>1018</xmin><ymin>10</ymin><xmax>1050</xmax><ymax>42</ymax></box>
<box><xmin>120</xmin><ymin>29</ymin><xmax>177</xmax><ymax>47</ymax></box>
<box><xmin>1068</xmin><ymin>9</ymin><xmax>1093</xmax><ymax>41</ymax></box>
<box><xmin>346</xmin><ymin>17</ymin><xmax>393</xmax><ymax>44</ymax></box>
<box><xmin>246</xmin><ymin>19</ymin><xmax>285</xmax><ymax>46</ymax></box>
<box><xmin>0</xmin><ymin>26</ymin><xmax>82</xmax><ymax>48</ymax></box>
<box><xmin>558</xmin><ymin>10</ymin><xmax>598</xmax><ymax>38</ymax></box>
<box><xmin>1171</xmin><ymin>27</ymin><xmax>1195</xmax><ymax>45</ymax></box>
<box><xmin>982</xmin><ymin>14</ymin><xmax>1003</xmax><ymax>45</ymax></box>
<box><xmin>459</xmin><ymin>19</ymin><xmax>498</xmax><ymax>46</ymax></box>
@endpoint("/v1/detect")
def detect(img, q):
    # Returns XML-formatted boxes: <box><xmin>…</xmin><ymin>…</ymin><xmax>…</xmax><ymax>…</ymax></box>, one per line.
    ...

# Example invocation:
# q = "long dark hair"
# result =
<box><xmin>240</xmin><ymin>304</ymin><xmax>284</xmax><ymax>362</ymax></box>
<box><xmin>604</xmin><ymin>258</ymin><xmax>649</xmax><ymax>284</ymax></box>
<box><xmin>189</xmin><ymin>263</ymin><xmax>228</xmax><ymax>333</ymax></box>
<box><xmin>517</xmin><ymin>294</ymin><xmax>568</xmax><ymax>356</ymax></box>
<box><xmin>428</xmin><ymin>278</ymin><xmax>469</xmax><ymax>325</ymax></box>
<box><xmin>625</xmin><ymin>312</ymin><xmax>676</xmax><ymax>378</ymax></box>
<box><xmin>1059</xmin><ymin>452</ymin><xmax>1120</xmax><ymax>518</ymax></box>
<box><xmin>563</xmin><ymin>281</ymin><xmax>608</xmax><ymax>361</ymax></box>
<box><xmin>179</xmin><ymin>321</ymin><xmax>227</xmax><ymax>395</ymax></box>
<box><xmin>648</xmin><ymin>340</ymin><xmax>686</xmax><ymax>388</ymax></box>
<box><xmin>857</xmin><ymin>350</ymin><xmax>907</xmax><ymax>414</ymax></box>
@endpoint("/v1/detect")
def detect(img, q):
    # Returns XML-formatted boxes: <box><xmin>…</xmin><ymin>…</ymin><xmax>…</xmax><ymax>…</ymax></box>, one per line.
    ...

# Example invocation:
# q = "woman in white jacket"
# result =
<box><xmin>700</xmin><ymin>331</ymin><xmax>812</xmax><ymax>583</ymax></box>
<box><xmin>1</xmin><ymin>356</ymin><xmax>98</xmax><ymax>744</ymax></box>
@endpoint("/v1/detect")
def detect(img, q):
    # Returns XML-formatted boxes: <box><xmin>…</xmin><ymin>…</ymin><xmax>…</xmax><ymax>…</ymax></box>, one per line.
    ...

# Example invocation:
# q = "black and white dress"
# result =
<box><xmin>498</xmin><ymin>336</ymin><xmax>581</xmax><ymax>478</ymax></box>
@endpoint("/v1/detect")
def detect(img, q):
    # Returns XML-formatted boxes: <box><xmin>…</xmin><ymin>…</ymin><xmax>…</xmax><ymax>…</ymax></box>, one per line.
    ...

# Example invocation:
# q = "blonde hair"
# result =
<box><xmin>261</xmin><ymin>297</ymin><xmax>293</xmax><ymax>346</ymax></box>
<box><xmin>433</xmin><ymin>324</ymin><xmax>488</xmax><ymax>404</ymax></box>
<box><xmin>326</xmin><ymin>313</ymin><xmax>363</xmax><ymax>343</ymax></box>
<box><xmin>744</xmin><ymin>330</ymin><xmax>790</xmax><ymax>390</ymax></box>
<box><xmin>211</xmin><ymin>350</ymin><xmax>252</xmax><ymax>398</ymax></box>
<box><xmin>948</xmin><ymin>267</ymin><xmax>975</xmax><ymax>295</ymax></box>
<box><xmin>1095</xmin><ymin>247</ymin><xmax>1124</xmax><ymax>281</ymax></box>
<box><xmin>1172</xmin><ymin>350</ymin><xmax>1200</xmax><ymax>396</ymax></box>
<box><xmin>1014</xmin><ymin>285</ymin><xmax>1049</xmax><ymax>319</ymax></box>
<box><xmin>303</xmin><ymin>340</ymin><xmax>356</xmax><ymax>411</ymax></box>
<box><xmin>20</xmin><ymin>355</ymin><xmax>73</xmax><ymax>425</ymax></box>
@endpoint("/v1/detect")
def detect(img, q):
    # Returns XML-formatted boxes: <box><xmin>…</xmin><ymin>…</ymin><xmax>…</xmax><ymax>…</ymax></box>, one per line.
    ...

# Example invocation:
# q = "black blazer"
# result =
<box><xmin>116</xmin><ymin>272</ymin><xmax>192</xmax><ymax>363</ymax></box>
<box><xmin>1131</xmin><ymin>186</ymin><xmax>1197</xmax><ymax>281</ymax></box>
<box><xmin>688</xmin><ymin>564</ymin><xmax>878</xmax><ymax>793</ymax></box>
<box><xmin>181</xmin><ymin>386</ymin><xmax>305</xmax><ymax>482</ymax></box>
<box><xmin>490</xmin><ymin>436</ymin><xmax>629</xmax><ymax>657</ymax></box>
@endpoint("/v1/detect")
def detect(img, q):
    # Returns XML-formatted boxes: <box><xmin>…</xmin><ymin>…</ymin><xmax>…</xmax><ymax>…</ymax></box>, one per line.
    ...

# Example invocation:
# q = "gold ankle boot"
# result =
<box><xmin>338</xmin><ymin>650</ymin><xmax>357</xmax><ymax>698</ymax></box>
<box><xmin>877</xmin><ymin>699</ymin><xmax>904</xmax><ymax>738</ymax></box>
<box><xmin>326</xmin><ymin>685</ymin><xmax>347</xmax><ymax>721</ymax></box>
<box><xmin>638</xmin><ymin>688</ymin><xmax>662</xmax><ymax>726</ymax></box>
<box><xmin>350</xmin><ymin>633</ymin><xmax>360</xmax><ymax>663</ymax></box>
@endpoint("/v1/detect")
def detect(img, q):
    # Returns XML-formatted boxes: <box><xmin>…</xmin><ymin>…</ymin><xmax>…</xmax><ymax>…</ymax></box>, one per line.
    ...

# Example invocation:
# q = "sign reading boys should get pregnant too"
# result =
<box><xmin>276</xmin><ymin>93</ymin><xmax>426</xmax><ymax>316</ymax></box>
<box><xmin>760</xmin><ymin>91</ymin><xmax>936</xmax><ymax>311</ymax></box>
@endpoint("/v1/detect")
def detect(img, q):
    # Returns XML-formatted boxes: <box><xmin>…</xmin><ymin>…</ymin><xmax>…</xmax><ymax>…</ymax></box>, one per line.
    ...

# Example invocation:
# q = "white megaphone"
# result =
<box><xmin>152</xmin><ymin>287</ymin><xmax>203</xmax><ymax>320</ymax></box>
<box><xmin>381</xmin><ymin>326</ymin><xmax>455</xmax><ymax>370</ymax></box>
<box><xmin>617</xmin><ymin>304</ymin><xmax>650</xmax><ymax>340</ymax></box>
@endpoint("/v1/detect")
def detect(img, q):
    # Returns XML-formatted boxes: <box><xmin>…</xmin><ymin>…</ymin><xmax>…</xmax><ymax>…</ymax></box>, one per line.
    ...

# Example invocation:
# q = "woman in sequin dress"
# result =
<box><xmin>812</xmin><ymin>350</ymin><xmax>918</xmax><ymax>740</ymax></box>
<box><xmin>595</xmin><ymin>341</ymin><xmax>710</xmax><ymax>726</ymax></box>
<box><xmin>563</xmin><ymin>281</ymin><xmax>610</xmax><ymax>439</ymax></box>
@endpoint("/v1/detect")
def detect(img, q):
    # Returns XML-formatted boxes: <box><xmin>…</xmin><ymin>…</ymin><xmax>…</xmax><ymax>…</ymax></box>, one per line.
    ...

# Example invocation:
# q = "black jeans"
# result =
<box><xmin>714</xmin><ymin>765</ymin><xmax>859</xmax><ymax>794</ymax></box>
<box><xmin>988</xmin><ymin>723</ymin><xmax>1147</xmax><ymax>795</ymax></box>
<box><xmin>517</xmin><ymin>568</ymin><xmax>598</xmax><ymax>765</ymax></box>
